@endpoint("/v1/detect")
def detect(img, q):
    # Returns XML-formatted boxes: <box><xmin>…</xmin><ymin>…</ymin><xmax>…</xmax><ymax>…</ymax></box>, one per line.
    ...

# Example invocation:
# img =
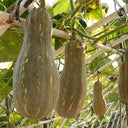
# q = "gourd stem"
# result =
<box><xmin>65</xmin><ymin>0</ymin><xmax>91</xmax><ymax>26</ymax></box>
<box><xmin>70</xmin><ymin>0</ymin><xmax>74</xmax><ymax>11</ymax></box>
<box><xmin>92</xmin><ymin>22</ymin><xmax>128</xmax><ymax>46</ymax></box>
<box><xmin>92</xmin><ymin>19</ymin><xmax>118</xmax><ymax>37</ymax></box>
<box><xmin>40</xmin><ymin>0</ymin><xmax>45</xmax><ymax>9</ymax></box>
<box><xmin>119</xmin><ymin>43</ymin><xmax>124</xmax><ymax>62</ymax></box>
<box><xmin>70</xmin><ymin>0</ymin><xmax>75</xmax><ymax>29</ymax></box>
<box><xmin>67</xmin><ymin>27</ymin><xmax>96</xmax><ymax>40</ymax></box>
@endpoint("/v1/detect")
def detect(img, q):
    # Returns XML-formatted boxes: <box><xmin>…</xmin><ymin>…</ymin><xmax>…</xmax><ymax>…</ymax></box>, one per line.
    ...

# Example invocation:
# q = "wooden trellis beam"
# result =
<box><xmin>60</xmin><ymin>119</ymin><xmax>68</xmax><ymax>128</ymax></box>
<box><xmin>86</xmin><ymin>35</ymin><xmax>128</xmax><ymax>64</ymax></box>
<box><xmin>71</xmin><ymin>85</ymin><xmax>118</xmax><ymax>128</ymax></box>
<box><xmin>54</xmin><ymin>34</ymin><xmax>127</xmax><ymax>61</ymax></box>
<box><xmin>20</xmin><ymin>117</ymin><xmax>27</xmax><ymax>126</ymax></box>
<box><xmin>0</xmin><ymin>11</ymin><xmax>71</xmax><ymax>39</ymax></box>
<box><xmin>99</xmin><ymin>103</ymin><xmax>115</xmax><ymax>127</ymax></box>
<box><xmin>86</xmin><ymin>69</ymin><xmax>118</xmax><ymax>97</ymax></box>
<box><xmin>101</xmin><ymin>69</ymin><xmax>119</xmax><ymax>83</ymax></box>
<box><xmin>96</xmin><ymin>43</ymin><xmax>123</xmax><ymax>56</ymax></box>
<box><xmin>87</xmin><ymin>56</ymin><xmax>120</xmax><ymax>82</ymax></box>
<box><xmin>75</xmin><ymin>112</ymin><xmax>92</xmax><ymax>128</ymax></box>
<box><xmin>104</xmin><ymin>86</ymin><xmax>118</xmax><ymax>98</ymax></box>
<box><xmin>20</xmin><ymin>117</ymin><xmax>62</xmax><ymax>128</ymax></box>
<box><xmin>85</xmin><ymin>10</ymin><xmax>124</xmax><ymax>33</ymax></box>
<box><xmin>106</xmin><ymin>103</ymin><xmax>118</xmax><ymax>128</ymax></box>
<box><xmin>0</xmin><ymin>0</ymin><xmax>36</xmax><ymax>36</ymax></box>
<box><xmin>111</xmin><ymin>111</ymin><xmax>119</xmax><ymax>128</ymax></box>
<box><xmin>103</xmin><ymin>82</ymin><xmax>116</xmax><ymax>94</ymax></box>
<box><xmin>0</xmin><ymin>5</ymin><xmax>125</xmax><ymax>36</ymax></box>
<box><xmin>0</xmin><ymin>11</ymin><xmax>127</xmax><ymax>61</ymax></box>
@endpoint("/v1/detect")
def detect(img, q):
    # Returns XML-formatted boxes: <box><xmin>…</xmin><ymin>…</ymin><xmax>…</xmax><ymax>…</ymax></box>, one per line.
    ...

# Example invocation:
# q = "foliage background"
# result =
<box><xmin>0</xmin><ymin>0</ymin><xmax>128</xmax><ymax>127</ymax></box>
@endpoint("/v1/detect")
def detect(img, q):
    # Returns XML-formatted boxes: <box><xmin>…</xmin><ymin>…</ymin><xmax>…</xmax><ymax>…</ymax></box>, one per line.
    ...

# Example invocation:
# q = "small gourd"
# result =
<box><xmin>55</xmin><ymin>35</ymin><xmax>87</xmax><ymax>119</ymax></box>
<box><xmin>118</xmin><ymin>62</ymin><xmax>128</xmax><ymax>103</ymax></box>
<box><xmin>13</xmin><ymin>7</ymin><xmax>60</xmax><ymax>120</ymax></box>
<box><xmin>92</xmin><ymin>79</ymin><xmax>106</xmax><ymax>116</ymax></box>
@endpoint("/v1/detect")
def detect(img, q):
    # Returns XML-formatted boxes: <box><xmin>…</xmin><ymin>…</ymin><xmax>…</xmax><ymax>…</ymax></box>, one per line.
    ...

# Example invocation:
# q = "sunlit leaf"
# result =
<box><xmin>53</xmin><ymin>0</ymin><xmax>70</xmax><ymax>15</ymax></box>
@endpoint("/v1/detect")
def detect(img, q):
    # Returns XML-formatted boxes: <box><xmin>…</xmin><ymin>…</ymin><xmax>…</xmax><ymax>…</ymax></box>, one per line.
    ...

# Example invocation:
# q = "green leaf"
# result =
<box><xmin>53</xmin><ymin>0</ymin><xmax>70</xmax><ymax>15</ymax></box>
<box><xmin>0</xmin><ymin>0</ymin><xmax>16</xmax><ymax>11</ymax></box>
<box><xmin>88</xmin><ymin>54</ymin><xmax>110</xmax><ymax>73</ymax></box>
<box><xmin>106</xmin><ymin>91</ymin><xmax>119</xmax><ymax>102</ymax></box>
<box><xmin>85</xmin><ymin>7</ymin><xmax>105</xmax><ymax>21</ymax></box>
<box><xmin>54</xmin><ymin>38</ymin><xmax>67</xmax><ymax>50</ymax></box>
<box><xmin>0</xmin><ymin>30</ymin><xmax>23</xmax><ymax>62</ymax></box>
<box><xmin>46</xmin><ymin>4</ymin><xmax>54</xmax><ymax>17</ymax></box>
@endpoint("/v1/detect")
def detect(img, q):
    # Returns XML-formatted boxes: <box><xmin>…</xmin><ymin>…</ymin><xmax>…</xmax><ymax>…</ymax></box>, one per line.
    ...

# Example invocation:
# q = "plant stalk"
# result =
<box><xmin>92</xmin><ymin>22</ymin><xmax>128</xmax><ymax>46</ymax></box>
<box><xmin>40</xmin><ymin>0</ymin><xmax>45</xmax><ymax>9</ymax></box>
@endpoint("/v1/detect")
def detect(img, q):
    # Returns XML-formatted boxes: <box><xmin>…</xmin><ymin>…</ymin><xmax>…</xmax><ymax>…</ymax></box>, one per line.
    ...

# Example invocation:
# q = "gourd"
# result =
<box><xmin>92</xmin><ymin>80</ymin><xmax>106</xmax><ymax>116</ymax></box>
<box><xmin>125</xmin><ymin>47</ymin><xmax>128</xmax><ymax>96</ymax></box>
<box><xmin>118</xmin><ymin>62</ymin><xmax>128</xmax><ymax>103</ymax></box>
<box><xmin>55</xmin><ymin>35</ymin><xmax>87</xmax><ymax>119</ymax></box>
<box><xmin>13</xmin><ymin>7</ymin><xmax>60</xmax><ymax>120</ymax></box>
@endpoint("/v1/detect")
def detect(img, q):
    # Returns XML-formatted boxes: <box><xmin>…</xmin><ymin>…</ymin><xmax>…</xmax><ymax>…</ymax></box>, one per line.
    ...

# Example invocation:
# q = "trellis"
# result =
<box><xmin>0</xmin><ymin>0</ymin><xmax>128</xmax><ymax>127</ymax></box>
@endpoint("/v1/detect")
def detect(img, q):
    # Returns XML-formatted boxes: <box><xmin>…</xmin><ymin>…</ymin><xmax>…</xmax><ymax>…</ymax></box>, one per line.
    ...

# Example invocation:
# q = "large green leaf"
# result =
<box><xmin>85</xmin><ymin>7</ymin><xmax>105</xmax><ymax>21</ymax></box>
<box><xmin>88</xmin><ymin>54</ymin><xmax>111</xmax><ymax>74</ymax></box>
<box><xmin>46</xmin><ymin>4</ymin><xmax>54</xmax><ymax>17</ymax></box>
<box><xmin>53</xmin><ymin>0</ymin><xmax>70</xmax><ymax>15</ymax></box>
<box><xmin>0</xmin><ymin>30</ymin><xmax>23</xmax><ymax>62</ymax></box>
<box><xmin>0</xmin><ymin>0</ymin><xmax>16</xmax><ymax>11</ymax></box>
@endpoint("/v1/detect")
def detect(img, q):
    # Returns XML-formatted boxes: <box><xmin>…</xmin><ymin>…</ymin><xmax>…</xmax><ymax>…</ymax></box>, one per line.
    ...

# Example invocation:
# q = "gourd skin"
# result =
<box><xmin>13</xmin><ymin>8</ymin><xmax>60</xmax><ymax>120</ymax></box>
<box><xmin>125</xmin><ymin>47</ymin><xmax>128</xmax><ymax>96</ymax></box>
<box><xmin>118</xmin><ymin>62</ymin><xmax>128</xmax><ymax>103</ymax></box>
<box><xmin>56</xmin><ymin>37</ymin><xmax>87</xmax><ymax>119</ymax></box>
<box><xmin>93</xmin><ymin>80</ymin><xmax>106</xmax><ymax>116</ymax></box>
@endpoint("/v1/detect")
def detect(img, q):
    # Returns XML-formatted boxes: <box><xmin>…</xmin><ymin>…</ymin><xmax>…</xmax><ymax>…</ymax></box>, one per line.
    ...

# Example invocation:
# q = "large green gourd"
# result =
<box><xmin>13</xmin><ymin>7</ymin><xmax>60</xmax><ymax>120</ymax></box>
<box><xmin>118</xmin><ymin>62</ymin><xmax>128</xmax><ymax>103</ymax></box>
<box><xmin>56</xmin><ymin>36</ymin><xmax>87</xmax><ymax>119</ymax></box>
<box><xmin>125</xmin><ymin>47</ymin><xmax>128</xmax><ymax>96</ymax></box>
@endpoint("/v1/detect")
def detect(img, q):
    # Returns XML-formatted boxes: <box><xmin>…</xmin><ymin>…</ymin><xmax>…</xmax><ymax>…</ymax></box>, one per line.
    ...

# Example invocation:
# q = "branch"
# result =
<box><xmin>87</xmin><ymin>56</ymin><xmax>120</xmax><ymax>82</ymax></box>
<box><xmin>20</xmin><ymin>117</ymin><xmax>27</xmax><ymax>126</ymax></box>
<box><xmin>1</xmin><ymin>11</ymin><xmax>127</xmax><ymax>60</ymax></box>
<box><xmin>105</xmin><ymin>101</ymin><xmax>120</xmax><ymax>128</ymax></box>
<box><xmin>60</xmin><ymin>119</ymin><xmax>68</xmax><ymax>128</ymax></box>
<box><xmin>52</xmin><ymin>29</ymin><xmax>71</xmax><ymax>39</ymax></box>
<box><xmin>0</xmin><ymin>0</ymin><xmax>36</xmax><ymax>36</ymax></box>
<box><xmin>85</xmin><ymin>35</ymin><xmax>128</xmax><ymax>64</ymax></box>
<box><xmin>20</xmin><ymin>117</ymin><xmax>62</xmax><ymax>128</ymax></box>
<box><xmin>0</xmin><ymin>91</ymin><xmax>13</xmax><ymax>110</ymax></box>
<box><xmin>0</xmin><ymin>69</ymin><xmax>13</xmax><ymax>71</ymax></box>
<box><xmin>96</xmin><ymin>43</ymin><xmax>123</xmax><ymax>56</ymax></box>
<box><xmin>101</xmin><ymin>69</ymin><xmax>119</xmax><ymax>83</ymax></box>
<box><xmin>93</xmin><ymin>23</ymin><xmax>128</xmax><ymax>45</ymax></box>
<box><xmin>86</xmin><ymin>9</ymin><xmax>123</xmax><ymax>33</ymax></box>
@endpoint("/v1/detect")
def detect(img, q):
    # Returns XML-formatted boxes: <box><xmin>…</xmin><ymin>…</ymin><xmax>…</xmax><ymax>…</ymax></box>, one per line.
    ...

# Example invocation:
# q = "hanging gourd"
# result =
<box><xmin>56</xmin><ymin>35</ymin><xmax>87</xmax><ymax>119</ymax></box>
<box><xmin>118</xmin><ymin>61</ymin><xmax>128</xmax><ymax>103</ymax></box>
<box><xmin>125</xmin><ymin>47</ymin><xmax>128</xmax><ymax>96</ymax></box>
<box><xmin>13</xmin><ymin>1</ymin><xmax>60</xmax><ymax>120</ymax></box>
<box><xmin>92</xmin><ymin>79</ymin><xmax>106</xmax><ymax>116</ymax></box>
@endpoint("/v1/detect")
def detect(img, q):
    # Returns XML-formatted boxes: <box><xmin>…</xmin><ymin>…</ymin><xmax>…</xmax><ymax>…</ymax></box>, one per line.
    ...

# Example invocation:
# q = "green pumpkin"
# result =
<box><xmin>13</xmin><ymin>7</ymin><xmax>60</xmax><ymax>120</ymax></box>
<box><xmin>56</xmin><ymin>36</ymin><xmax>87</xmax><ymax>119</ymax></box>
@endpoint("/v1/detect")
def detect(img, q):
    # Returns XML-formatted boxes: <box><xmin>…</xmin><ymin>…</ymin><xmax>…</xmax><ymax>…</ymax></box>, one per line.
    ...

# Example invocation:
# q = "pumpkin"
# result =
<box><xmin>55</xmin><ymin>35</ymin><xmax>87</xmax><ymax>119</ymax></box>
<box><xmin>13</xmin><ymin>7</ymin><xmax>60</xmax><ymax>120</ymax></box>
